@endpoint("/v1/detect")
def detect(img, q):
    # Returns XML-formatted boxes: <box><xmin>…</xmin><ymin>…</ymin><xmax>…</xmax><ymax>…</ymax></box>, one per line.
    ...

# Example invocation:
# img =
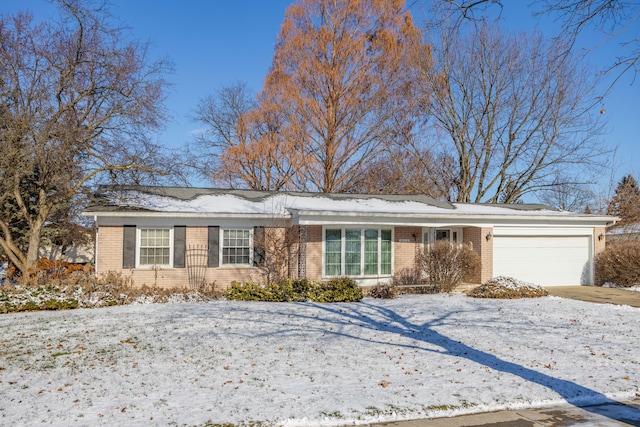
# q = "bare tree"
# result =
<box><xmin>433</xmin><ymin>0</ymin><xmax>640</xmax><ymax>92</ymax></box>
<box><xmin>0</xmin><ymin>1</ymin><xmax>172</xmax><ymax>275</ymax></box>
<box><xmin>190</xmin><ymin>82</ymin><xmax>254</xmax><ymax>184</ymax></box>
<box><xmin>538</xmin><ymin>178</ymin><xmax>595</xmax><ymax>211</ymax></box>
<box><xmin>416</xmin><ymin>20</ymin><xmax>607</xmax><ymax>203</ymax></box>
<box><xmin>536</xmin><ymin>0</ymin><xmax>640</xmax><ymax>92</ymax></box>
<box><xmin>351</xmin><ymin>145</ymin><xmax>455</xmax><ymax>199</ymax></box>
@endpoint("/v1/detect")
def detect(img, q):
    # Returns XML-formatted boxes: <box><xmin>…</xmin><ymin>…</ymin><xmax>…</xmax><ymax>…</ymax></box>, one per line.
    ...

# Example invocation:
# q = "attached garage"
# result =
<box><xmin>493</xmin><ymin>228</ymin><xmax>593</xmax><ymax>286</ymax></box>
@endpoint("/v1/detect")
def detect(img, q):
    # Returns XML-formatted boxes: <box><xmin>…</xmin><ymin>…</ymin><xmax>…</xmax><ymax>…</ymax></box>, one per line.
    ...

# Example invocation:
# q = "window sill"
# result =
<box><xmin>218</xmin><ymin>264</ymin><xmax>257</xmax><ymax>269</ymax></box>
<box><xmin>322</xmin><ymin>274</ymin><xmax>393</xmax><ymax>279</ymax></box>
<box><xmin>135</xmin><ymin>265</ymin><xmax>173</xmax><ymax>269</ymax></box>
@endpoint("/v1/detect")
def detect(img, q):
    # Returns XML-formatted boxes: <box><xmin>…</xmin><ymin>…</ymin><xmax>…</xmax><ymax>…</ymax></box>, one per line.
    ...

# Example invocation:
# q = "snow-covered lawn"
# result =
<box><xmin>0</xmin><ymin>293</ymin><xmax>638</xmax><ymax>426</ymax></box>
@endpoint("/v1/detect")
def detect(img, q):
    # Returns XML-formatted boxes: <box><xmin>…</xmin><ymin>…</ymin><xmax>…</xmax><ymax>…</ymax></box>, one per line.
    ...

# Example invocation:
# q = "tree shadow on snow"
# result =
<box><xmin>233</xmin><ymin>300</ymin><xmax>640</xmax><ymax>425</ymax></box>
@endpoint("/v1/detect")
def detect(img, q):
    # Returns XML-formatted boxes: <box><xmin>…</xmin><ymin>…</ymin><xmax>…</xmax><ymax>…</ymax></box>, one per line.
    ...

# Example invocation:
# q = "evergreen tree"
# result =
<box><xmin>607</xmin><ymin>174</ymin><xmax>640</xmax><ymax>225</ymax></box>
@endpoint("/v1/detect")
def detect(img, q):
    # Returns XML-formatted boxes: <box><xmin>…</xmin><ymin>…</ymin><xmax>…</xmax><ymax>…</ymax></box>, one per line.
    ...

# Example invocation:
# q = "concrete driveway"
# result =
<box><xmin>371</xmin><ymin>399</ymin><xmax>640</xmax><ymax>426</ymax></box>
<box><xmin>545</xmin><ymin>286</ymin><xmax>640</xmax><ymax>307</ymax></box>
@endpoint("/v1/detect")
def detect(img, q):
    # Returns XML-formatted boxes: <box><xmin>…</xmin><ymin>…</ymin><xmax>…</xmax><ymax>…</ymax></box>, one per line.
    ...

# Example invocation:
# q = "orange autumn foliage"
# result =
<box><xmin>216</xmin><ymin>0</ymin><xmax>430</xmax><ymax>193</ymax></box>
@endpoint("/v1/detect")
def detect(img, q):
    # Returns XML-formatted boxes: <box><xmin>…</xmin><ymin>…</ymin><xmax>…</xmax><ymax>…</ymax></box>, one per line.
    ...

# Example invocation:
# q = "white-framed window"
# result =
<box><xmin>221</xmin><ymin>228</ymin><xmax>252</xmax><ymax>266</ymax></box>
<box><xmin>138</xmin><ymin>228</ymin><xmax>173</xmax><ymax>267</ymax></box>
<box><xmin>323</xmin><ymin>227</ymin><xmax>392</xmax><ymax>277</ymax></box>
<box><xmin>423</xmin><ymin>228</ymin><xmax>462</xmax><ymax>246</ymax></box>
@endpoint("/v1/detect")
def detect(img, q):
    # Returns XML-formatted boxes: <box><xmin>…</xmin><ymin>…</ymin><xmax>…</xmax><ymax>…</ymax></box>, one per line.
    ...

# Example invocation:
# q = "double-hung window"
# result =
<box><xmin>138</xmin><ymin>228</ymin><xmax>172</xmax><ymax>267</ymax></box>
<box><xmin>324</xmin><ymin>228</ymin><xmax>392</xmax><ymax>277</ymax></box>
<box><xmin>222</xmin><ymin>229</ymin><xmax>252</xmax><ymax>265</ymax></box>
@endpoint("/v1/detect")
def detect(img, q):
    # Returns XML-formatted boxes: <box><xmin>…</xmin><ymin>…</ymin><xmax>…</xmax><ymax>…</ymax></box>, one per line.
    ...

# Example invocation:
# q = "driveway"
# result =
<box><xmin>545</xmin><ymin>286</ymin><xmax>640</xmax><ymax>307</ymax></box>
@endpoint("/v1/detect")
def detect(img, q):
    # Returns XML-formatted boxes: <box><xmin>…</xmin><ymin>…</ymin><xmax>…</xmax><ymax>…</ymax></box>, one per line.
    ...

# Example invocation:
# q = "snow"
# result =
<box><xmin>603</xmin><ymin>282</ymin><xmax>640</xmax><ymax>292</ymax></box>
<box><xmin>483</xmin><ymin>275</ymin><xmax>545</xmax><ymax>291</ymax></box>
<box><xmin>1</xmin><ymin>294</ymin><xmax>638</xmax><ymax>426</ymax></box>
<box><xmin>103</xmin><ymin>190</ymin><xmax>576</xmax><ymax>218</ymax></box>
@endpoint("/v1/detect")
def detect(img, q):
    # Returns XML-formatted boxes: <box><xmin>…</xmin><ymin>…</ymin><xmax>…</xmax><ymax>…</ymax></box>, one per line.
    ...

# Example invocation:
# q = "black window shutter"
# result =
<box><xmin>122</xmin><ymin>225</ymin><xmax>136</xmax><ymax>269</ymax></box>
<box><xmin>254</xmin><ymin>226</ymin><xmax>265</xmax><ymax>267</ymax></box>
<box><xmin>174</xmin><ymin>226</ymin><xmax>186</xmax><ymax>268</ymax></box>
<box><xmin>208</xmin><ymin>226</ymin><xmax>219</xmax><ymax>267</ymax></box>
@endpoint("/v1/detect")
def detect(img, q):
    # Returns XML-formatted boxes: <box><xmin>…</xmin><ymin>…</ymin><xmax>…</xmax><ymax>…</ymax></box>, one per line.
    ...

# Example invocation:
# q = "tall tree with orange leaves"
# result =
<box><xmin>193</xmin><ymin>0</ymin><xmax>429</xmax><ymax>193</ymax></box>
<box><xmin>263</xmin><ymin>0</ymin><xmax>426</xmax><ymax>193</ymax></box>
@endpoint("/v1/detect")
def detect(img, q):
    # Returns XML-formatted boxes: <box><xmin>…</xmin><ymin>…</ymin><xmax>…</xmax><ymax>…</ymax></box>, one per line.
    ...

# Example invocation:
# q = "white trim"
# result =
<box><xmin>84</xmin><ymin>211</ymin><xmax>290</xmax><ymax>220</ymax></box>
<box><xmin>219</xmin><ymin>227</ymin><xmax>253</xmax><ymax>267</ymax></box>
<box><xmin>84</xmin><ymin>210</ymin><xmax>614</xmax><ymax>228</ymax></box>
<box><xmin>136</xmin><ymin>227</ymin><xmax>174</xmax><ymax>269</ymax></box>
<box><xmin>493</xmin><ymin>226</ymin><xmax>595</xmax><ymax>237</ymax></box>
<box><xmin>422</xmin><ymin>227</ymin><xmax>463</xmax><ymax>246</ymax></box>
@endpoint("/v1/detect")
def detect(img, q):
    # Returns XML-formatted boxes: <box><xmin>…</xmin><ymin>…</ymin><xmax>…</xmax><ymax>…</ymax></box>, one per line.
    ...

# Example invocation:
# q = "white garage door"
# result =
<box><xmin>493</xmin><ymin>235</ymin><xmax>592</xmax><ymax>286</ymax></box>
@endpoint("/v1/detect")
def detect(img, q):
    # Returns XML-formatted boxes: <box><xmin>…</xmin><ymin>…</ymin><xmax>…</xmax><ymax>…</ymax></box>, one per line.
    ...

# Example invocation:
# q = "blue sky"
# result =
<box><xmin>3</xmin><ymin>0</ymin><xmax>639</xmax><ymax>192</ymax></box>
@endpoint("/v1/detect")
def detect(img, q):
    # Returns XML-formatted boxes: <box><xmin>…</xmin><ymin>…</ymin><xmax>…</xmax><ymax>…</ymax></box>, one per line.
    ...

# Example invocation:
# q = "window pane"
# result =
<box><xmin>345</xmin><ymin>229</ymin><xmax>361</xmax><ymax>276</ymax></box>
<box><xmin>381</xmin><ymin>229</ymin><xmax>392</xmax><ymax>275</ymax></box>
<box><xmin>364</xmin><ymin>229</ymin><xmax>378</xmax><ymax>275</ymax></box>
<box><xmin>325</xmin><ymin>229</ymin><xmax>342</xmax><ymax>276</ymax></box>
<box><xmin>436</xmin><ymin>230</ymin><xmax>450</xmax><ymax>241</ymax></box>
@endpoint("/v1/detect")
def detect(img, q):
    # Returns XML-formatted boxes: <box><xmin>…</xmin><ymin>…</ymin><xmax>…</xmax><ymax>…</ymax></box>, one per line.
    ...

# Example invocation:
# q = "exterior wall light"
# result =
<box><xmin>486</xmin><ymin>232</ymin><xmax>493</xmax><ymax>241</ymax></box>
<box><xmin>598</xmin><ymin>233</ymin><xmax>605</xmax><ymax>241</ymax></box>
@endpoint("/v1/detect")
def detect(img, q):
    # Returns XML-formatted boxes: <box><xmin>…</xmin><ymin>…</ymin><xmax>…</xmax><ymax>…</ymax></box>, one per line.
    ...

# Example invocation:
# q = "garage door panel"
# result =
<box><xmin>493</xmin><ymin>236</ymin><xmax>591</xmax><ymax>286</ymax></box>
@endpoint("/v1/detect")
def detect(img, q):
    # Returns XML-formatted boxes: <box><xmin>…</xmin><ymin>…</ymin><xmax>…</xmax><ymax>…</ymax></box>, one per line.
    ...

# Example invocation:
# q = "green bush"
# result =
<box><xmin>224</xmin><ymin>277</ymin><xmax>363</xmax><ymax>303</ymax></box>
<box><xmin>594</xmin><ymin>241</ymin><xmax>640</xmax><ymax>287</ymax></box>
<box><xmin>308</xmin><ymin>277</ymin><xmax>363</xmax><ymax>302</ymax></box>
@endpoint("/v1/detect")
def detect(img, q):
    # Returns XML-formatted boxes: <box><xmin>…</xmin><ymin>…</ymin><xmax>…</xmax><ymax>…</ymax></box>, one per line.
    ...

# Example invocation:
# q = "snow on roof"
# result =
<box><xmin>82</xmin><ymin>186</ymin><xmax>599</xmax><ymax>220</ymax></box>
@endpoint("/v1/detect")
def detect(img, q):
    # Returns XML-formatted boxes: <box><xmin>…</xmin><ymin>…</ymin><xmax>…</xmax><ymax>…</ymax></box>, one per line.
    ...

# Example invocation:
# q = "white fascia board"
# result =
<box><xmin>82</xmin><ymin>211</ymin><xmax>291</xmax><ymax>220</ymax></box>
<box><xmin>492</xmin><ymin>226</ymin><xmax>597</xmax><ymax>236</ymax></box>
<box><xmin>293</xmin><ymin>211</ymin><xmax>615</xmax><ymax>228</ymax></box>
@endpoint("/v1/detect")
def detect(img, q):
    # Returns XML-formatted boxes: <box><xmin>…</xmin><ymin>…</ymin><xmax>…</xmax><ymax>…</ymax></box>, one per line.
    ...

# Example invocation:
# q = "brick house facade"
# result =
<box><xmin>84</xmin><ymin>186</ymin><xmax>616</xmax><ymax>289</ymax></box>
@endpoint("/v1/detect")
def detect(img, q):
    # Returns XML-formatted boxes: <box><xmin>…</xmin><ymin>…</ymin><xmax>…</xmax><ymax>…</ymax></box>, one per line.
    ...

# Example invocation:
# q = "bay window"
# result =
<box><xmin>324</xmin><ymin>228</ymin><xmax>392</xmax><ymax>277</ymax></box>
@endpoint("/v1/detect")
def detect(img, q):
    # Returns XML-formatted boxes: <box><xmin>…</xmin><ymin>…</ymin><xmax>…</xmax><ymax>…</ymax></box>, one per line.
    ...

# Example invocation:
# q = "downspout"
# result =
<box><xmin>93</xmin><ymin>215</ymin><xmax>98</xmax><ymax>273</ymax></box>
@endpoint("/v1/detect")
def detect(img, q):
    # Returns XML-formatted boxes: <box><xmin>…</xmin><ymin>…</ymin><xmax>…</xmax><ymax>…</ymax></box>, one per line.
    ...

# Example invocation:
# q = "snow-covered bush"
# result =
<box><xmin>467</xmin><ymin>276</ymin><xmax>549</xmax><ymax>299</ymax></box>
<box><xmin>417</xmin><ymin>241</ymin><xmax>480</xmax><ymax>293</ymax></box>
<box><xmin>0</xmin><ymin>270</ymin><xmax>220</xmax><ymax>313</ymax></box>
<box><xmin>594</xmin><ymin>241</ymin><xmax>640</xmax><ymax>287</ymax></box>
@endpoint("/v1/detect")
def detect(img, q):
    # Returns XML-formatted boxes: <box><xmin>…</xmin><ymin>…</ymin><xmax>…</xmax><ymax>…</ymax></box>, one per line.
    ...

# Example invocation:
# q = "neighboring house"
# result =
<box><xmin>82</xmin><ymin>186</ymin><xmax>616</xmax><ymax>289</ymax></box>
<box><xmin>39</xmin><ymin>244</ymin><xmax>94</xmax><ymax>264</ymax></box>
<box><xmin>606</xmin><ymin>223</ymin><xmax>640</xmax><ymax>242</ymax></box>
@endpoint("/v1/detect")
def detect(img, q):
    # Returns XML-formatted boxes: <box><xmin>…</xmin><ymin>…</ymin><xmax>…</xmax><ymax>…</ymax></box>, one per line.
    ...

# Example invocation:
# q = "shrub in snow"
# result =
<box><xmin>0</xmin><ymin>270</ymin><xmax>221</xmax><ymax>313</ymax></box>
<box><xmin>366</xmin><ymin>283</ymin><xmax>398</xmax><ymax>299</ymax></box>
<box><xmin>594</xmin><ymin>241</ymin><xmax>640</xmax><ymax>287</ymax></box>
<box><xmin>391</xmin><ymin>268</ymin><xmax>421</xmax><ymax>287</ymax></box>
<box><xmin>224</xmin><ymin>280</ymin><xmax>307</xmax><ymax>302</ymax></box>
<box><xmin>309</xmin><ymin>277</ymin><xmax>363</xmax><ymax>302</ymax></box>
<box><xmin>416</xmin><ymin>241</ymin><xmax>480</xmax><ymax>293</ymax></box>
<box><xmin>467</xmin><ymin>276</ymin><xmax>549</xmax><ymax>299</ymax></box>
<box><xmin>225</xmin><ymin>277</ymin><xmax>363</xmax><ymax>303</ymax></box>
